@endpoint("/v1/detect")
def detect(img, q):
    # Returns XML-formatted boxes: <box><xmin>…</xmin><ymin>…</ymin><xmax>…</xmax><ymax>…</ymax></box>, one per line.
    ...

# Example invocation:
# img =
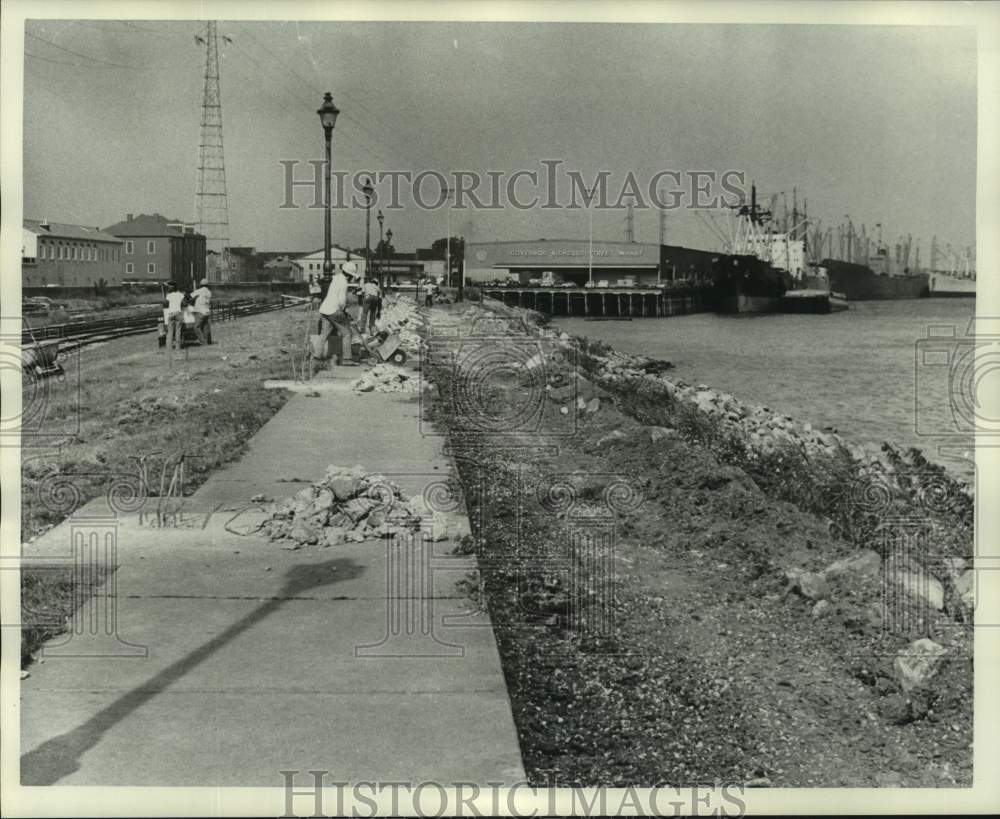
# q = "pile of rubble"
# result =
<box><xmin>261</xmin><ymin>465</ymin><xmax>459</xmax><ymax>547</ymax></box>
<box><xmin>376</xmin><ymin>298</ymin><xmax>424</xmax><ymax>354</ymax></box>
<box><xmin>352</xmin><ymin>362</ymin><xmax>427</xmax><ymax>393</ymax></box>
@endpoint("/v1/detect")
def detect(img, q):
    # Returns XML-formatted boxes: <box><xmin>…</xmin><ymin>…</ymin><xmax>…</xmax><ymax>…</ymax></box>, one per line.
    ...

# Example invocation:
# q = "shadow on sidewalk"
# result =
<box><xmin>21</xmin><ymin>557</ymin><xmax>366</xmax><ymax>786</ymax></box>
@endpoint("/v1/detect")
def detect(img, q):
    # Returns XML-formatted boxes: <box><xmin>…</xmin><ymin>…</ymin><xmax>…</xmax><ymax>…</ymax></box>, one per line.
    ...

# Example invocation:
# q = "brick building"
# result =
<box><xmin>104</xmin><ymin>213</ymin><xmax>206</xmax><ymax>285</ymax></box>
<box><xmin>22</xmin><ymin>218</ymin><xmax>125</xmax><ymax>287</ymax></box>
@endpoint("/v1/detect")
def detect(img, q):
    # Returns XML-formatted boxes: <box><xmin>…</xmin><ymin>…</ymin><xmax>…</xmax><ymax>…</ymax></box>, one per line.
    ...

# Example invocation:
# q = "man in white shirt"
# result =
<box><xmin>359</xmin><ymin>278</ymin><xmax>381</xmax><ymax>335</ymax></box>
<box><xmin>190</xmin><ymin>277</ymin><xmax>213</xmax><ymax>345</ymax></box>
<box><xmin>164</xmin><ymin>282</ymin><xmax>185</xmax><ymax>349</ymax></box>
<box><xmin>316</xmin><ymin>266</ymin><xmax>353</xmax><ymax>364</ymax></box>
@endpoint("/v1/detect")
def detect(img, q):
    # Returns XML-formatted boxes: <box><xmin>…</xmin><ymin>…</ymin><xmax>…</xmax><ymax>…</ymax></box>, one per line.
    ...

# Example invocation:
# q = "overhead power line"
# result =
<box><xmin>25</xmin><ymin>30</ymin><xmax>150</xmax><ymax>69</ymax></box>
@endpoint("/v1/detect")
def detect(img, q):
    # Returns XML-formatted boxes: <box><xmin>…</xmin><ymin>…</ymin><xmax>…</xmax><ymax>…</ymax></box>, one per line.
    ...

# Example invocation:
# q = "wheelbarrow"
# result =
<box><xmin>355</xmin><ymin>329</ymin><xmax>408</xmax><ymax>365</ymax></box>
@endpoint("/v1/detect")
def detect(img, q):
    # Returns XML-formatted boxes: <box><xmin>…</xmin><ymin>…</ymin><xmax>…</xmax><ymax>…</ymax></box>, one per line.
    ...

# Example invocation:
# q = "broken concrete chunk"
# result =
<box><xmin>328</xmin><ymin>476</ymin><xmax>359</xmax><ymax>501</ymax></box>
<box><xmin>289</xmin><ymin>519</ymin><xmax>321</xmax><ymax>545</ymax></box>
<box><xmin>894</xmin><ymin>638</ymin><xmax>947</xmax><ymax>694</ymax></box>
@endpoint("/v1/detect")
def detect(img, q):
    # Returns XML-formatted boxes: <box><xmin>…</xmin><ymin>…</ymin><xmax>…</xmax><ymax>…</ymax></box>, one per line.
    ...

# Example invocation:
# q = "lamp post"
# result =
<box><xmin>376</xmin><ymin>209</ymin><xmax>384</xmax><ymax>288</ymax></box>
<box><xmin>586</xmin><ymin>183</ymin><xmax>597</xmax><ymax>286</ymax></box>
<box><xmin>443</xmin><ymin>185</ymin><xmax>454</xmax><ymax>288</ymax></box>
<box><xmin>363</xmin><ymin>177</ymin><xmax>373</xmax><ymax>288</ymax></box>
<box><xmin>385</xmin><ymin>228</ymin><xmax>393</xmax><ymax>291</ymax></box>
<box><xmin>317</xmin><ymin>92</ymin><xmax>340</xmax><ymax>285</ymax></box>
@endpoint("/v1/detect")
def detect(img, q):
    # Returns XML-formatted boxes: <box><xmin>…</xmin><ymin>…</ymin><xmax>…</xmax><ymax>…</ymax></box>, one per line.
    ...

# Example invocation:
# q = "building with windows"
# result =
<box><xmin>465</xmin><ymin>239</ymin><xmax>719</xmax><ymax>286</ymax></box>
<box><xmin>104</xmin><ymin>213</ymin><xmax>206</xmax><ymax>285</ymax></box>
<box><xmin>22</xmin><ymin>218</ymin><xmax>125</xmax><ymax>287</ymax></box>
<box><xmin>296</xmin><ymin>245</ymin><xmax>368</xmax><ymax>282</ymax></box>
<box><xmin>261</xmin><ymin>255</ymin><xmax>305</xmax><ymax>281</ymax></box>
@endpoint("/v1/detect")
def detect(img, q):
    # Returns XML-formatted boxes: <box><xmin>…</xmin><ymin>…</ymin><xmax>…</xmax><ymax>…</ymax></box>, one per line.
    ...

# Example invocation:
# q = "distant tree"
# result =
<box><xmin>374</xmin><ymin>239</ymin><xmax>396</xmax><ymax>258</ymax></box>
<box><xmin>430</xmin><ymin>236</ymin><xmax>465</xmax><ymax>277</ymax></box>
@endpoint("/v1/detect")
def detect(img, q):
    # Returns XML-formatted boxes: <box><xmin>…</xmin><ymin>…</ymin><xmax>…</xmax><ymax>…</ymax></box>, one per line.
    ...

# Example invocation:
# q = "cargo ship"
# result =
<box><xmin>820</xmin><ymin>257</ymin><xmax>928</xmax><ymax>300</ymax></box>
<box><xmin>928</xmin><ymin>272</ymin><xmax>976</xmax><ymax>298</ymax></box>
<box><xmin>713</xmin><ymin>253</ymin><xmax>792</xmax><ymax>314</ymax></box>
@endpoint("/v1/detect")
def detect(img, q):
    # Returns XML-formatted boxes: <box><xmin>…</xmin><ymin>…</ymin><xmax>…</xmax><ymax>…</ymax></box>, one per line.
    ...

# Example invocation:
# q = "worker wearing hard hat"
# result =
<box><xmin>190</xmin><ymin>278</ymin><xmax>213</xmax><ymax>345</ymax></box>
<box><xmin>316</xmin><ymin>262</ymin><xmax>356</xmax><ymax>364</ymax></box>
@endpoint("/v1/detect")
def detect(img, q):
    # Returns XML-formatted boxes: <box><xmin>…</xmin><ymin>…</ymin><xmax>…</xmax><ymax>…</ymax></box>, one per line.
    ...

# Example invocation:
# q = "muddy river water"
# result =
<box><xmin>558</xmin><ymin>298</ymin><xmax>977</xmax><ymax>480</ymax></box>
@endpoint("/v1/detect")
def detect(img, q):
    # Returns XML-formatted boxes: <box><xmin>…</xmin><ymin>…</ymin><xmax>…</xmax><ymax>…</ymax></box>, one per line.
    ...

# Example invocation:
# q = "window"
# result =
<box><xmin>125</xmin><ymin>262</ymin><xmax>134</xmax><ymax>275</ymax></box>
<box><xmin>147</xmin><ymin>240</ymin><xmax>156</xmax><ymax>254</ymax></box>
<box><xmin>57</xmin><ymin>245</ymin><xmax>63</xmax><ymax>260</ymax></box>
<box><xmin>147</xmin><ymin>262</ymin><xmax>156</xmax><ymax>275</ymax></box>
<box><xmin>125</xmin><ymin>240</ymin><xmax>134</xmax><ymax>255</ymax></box>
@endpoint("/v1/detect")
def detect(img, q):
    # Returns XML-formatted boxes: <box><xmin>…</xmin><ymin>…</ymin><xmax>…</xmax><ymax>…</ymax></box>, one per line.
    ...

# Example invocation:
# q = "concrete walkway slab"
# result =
<box><xmin>19</xmin><ymin>357</ymin><xmax>525</xmax><ymax>787</ymax></box>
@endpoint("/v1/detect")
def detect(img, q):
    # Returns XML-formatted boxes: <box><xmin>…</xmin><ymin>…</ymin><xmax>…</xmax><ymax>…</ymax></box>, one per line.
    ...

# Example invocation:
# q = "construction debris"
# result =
<box><xmin>261</xmin><ymin>464</ymin><xmax>460</xmax><ymax>546</ymax></box>
<box><xmin>351</xmin><ymin>362</ymin><xmax>428</xmax><ymax>394</ymax></box>
<box><xmin>375</xmin><ymin>298</ymin><xmax>424</xmax><ymax>355</ymax></box>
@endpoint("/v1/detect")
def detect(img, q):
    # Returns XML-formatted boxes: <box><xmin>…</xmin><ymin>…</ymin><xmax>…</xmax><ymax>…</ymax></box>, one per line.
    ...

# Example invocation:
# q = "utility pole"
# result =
<box><xmin>658</xmin><ymin>197</ymin><xmax>667</xmax><ymax>246</ymax></box>
<box><xmin>587</xmin><ymin>184</ymin><xmax>597</xmax><ymax>285</ymax></box>
<box><xmin>625</xmin><ymin>202</ymin><xmax>634</xmax><ymax>243</ymax></box>
<box><xmin>444</xmin><ymin>186</ymin><xmax>454</xmax><ymax>288</ymax></box>
<box><xmin>194</xmin><ymin>22</ymin><xmax>231</xmax><ymax>283</ymax></box>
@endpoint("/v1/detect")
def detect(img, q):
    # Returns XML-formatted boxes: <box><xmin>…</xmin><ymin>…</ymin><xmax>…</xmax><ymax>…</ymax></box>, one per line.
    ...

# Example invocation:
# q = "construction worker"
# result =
<box><xmin>315</xmin><ymin>264</ymin><xmax>354</xmax><ymax>365</ymax></box>
<box><xmin>359</xmin><ymin>278</ymin><xmax>382</xmax><ymax>335</ymax></box>
<box><xmin>190</xmin><ymin>277</ymin><xmax>213</xmax><ymax>345</ymax></box>
<box><xmin>164</xmin><ymin>282</ymin><xmax>185</xmax><ymax>349</ymax></box>
<box><xmin>308</xmin><ymin>273</ymin><xmax>322</xmax><ymax>309</ymax></box>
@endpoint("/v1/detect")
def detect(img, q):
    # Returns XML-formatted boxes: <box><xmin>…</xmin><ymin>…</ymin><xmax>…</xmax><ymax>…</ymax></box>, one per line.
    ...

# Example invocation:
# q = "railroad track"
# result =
<box><xmin>22</xmin><ymin>297</ymin><xmax>300</xmax><ymax>355</ymax></box>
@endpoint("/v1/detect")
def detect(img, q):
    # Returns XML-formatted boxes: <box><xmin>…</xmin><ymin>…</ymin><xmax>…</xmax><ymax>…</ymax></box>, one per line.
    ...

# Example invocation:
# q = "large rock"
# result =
<box><xmin>785</xmin><ymin>567</ymin><xmax>830</xmax><ymax>601</ymax></box>
<box><xmin>954</xmin><ymin>570</ymin><xmax>975</xmax><ymax>609</ymax></box>
<box><xmin>595</xmin><ymin>429</ymin><xmax>628</xmax><ymax>449</ymax></box>
<box><xmin>894</xmin><ymin>638</ymin><xmax>947</xmax><ymax>694</ymax></box>
<box><xmin>649</xmin><ymin>426</ymin><xmax>677</xmax><ymax>443</ymax></box>
<box><xmin>824</xmin><ymin>550</ymin><xmax>882</xmax><ymax>583</ymax></box>
<box><xmin>892</xmin><ymin>568</ymin><xmax>945</xmax><ymax>611</ymax></box>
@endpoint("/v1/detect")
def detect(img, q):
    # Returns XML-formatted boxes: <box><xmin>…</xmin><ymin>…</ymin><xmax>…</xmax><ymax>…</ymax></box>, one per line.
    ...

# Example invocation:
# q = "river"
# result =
<box><xmin>557</xmin><ymin>298</ymin><xmax>976</xmax><ymax>479</ymax></box>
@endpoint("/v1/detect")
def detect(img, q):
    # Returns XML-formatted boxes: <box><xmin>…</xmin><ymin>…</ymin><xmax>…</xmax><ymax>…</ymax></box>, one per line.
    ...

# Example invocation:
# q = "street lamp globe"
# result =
<box><xmin>317</xmin><ymin>92</ymin><xmax>340</xmax><ymax>131</ymax></box>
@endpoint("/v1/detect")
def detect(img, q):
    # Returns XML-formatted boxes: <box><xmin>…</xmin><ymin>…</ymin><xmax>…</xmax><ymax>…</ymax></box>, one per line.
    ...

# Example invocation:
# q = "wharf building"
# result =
<box><xmin>465</xmin><ymin>239</ymin><xmax>719</xmax><ymax>317</ymax></box>
<box><xmin>22</xmin><ymin>219</ymin><xmax>125</xmax><ymax>288</ymax></box>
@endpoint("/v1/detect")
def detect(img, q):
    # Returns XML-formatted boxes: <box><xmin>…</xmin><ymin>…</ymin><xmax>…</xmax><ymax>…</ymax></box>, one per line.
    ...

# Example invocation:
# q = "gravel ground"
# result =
<box><xmin>421</xmin><ymin>301</ymin><xmax>973</xmax><ymax>787</ymax></box>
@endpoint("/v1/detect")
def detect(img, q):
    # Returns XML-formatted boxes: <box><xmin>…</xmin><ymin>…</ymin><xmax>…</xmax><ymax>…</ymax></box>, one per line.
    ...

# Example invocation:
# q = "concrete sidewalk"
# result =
<box><xmin>19</xmin><ymin>361</ymin><xmax>525</xmax><ymax>786</ymax></box>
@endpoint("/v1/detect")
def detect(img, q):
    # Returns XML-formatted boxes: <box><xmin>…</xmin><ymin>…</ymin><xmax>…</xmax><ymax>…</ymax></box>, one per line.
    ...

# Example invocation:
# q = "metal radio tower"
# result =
<box><xmin>194</xmin><ymin>22</ymin><xmax>231</xmax><ymax>282</ymax></box>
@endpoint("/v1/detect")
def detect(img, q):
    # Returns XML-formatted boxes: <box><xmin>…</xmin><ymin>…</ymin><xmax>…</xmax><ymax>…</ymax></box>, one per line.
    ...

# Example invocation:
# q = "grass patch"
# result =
<box><xmin>20</xmin><ymin>566</ymin><xmax>111</xmax><ymax>668</ymax></box>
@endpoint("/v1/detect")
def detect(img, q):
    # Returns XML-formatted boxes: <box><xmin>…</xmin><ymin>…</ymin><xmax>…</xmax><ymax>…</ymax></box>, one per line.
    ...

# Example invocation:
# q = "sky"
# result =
<box><xmin>23</xmin><ymin>19</ymin><xmax>977</xmax><ymax>260</ymax></box>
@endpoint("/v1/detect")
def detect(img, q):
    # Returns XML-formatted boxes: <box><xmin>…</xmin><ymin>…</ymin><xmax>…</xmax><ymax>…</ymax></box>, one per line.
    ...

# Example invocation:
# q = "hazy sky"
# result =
<box><xmin>23</xmin><ymin>20</ymin><xmax>976</xmax><ymax>258</ymax></box>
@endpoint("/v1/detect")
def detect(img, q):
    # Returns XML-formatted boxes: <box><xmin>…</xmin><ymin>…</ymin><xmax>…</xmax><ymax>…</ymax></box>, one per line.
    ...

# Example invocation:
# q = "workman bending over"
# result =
<box><xmin>164</xmin><ymin>282</ymin><xmax>185</xmax><ymax>349</ymax></box>
<box><xmin>359</xmin><ymin>278</ymin><xmax>382</xmax><ymax>335</ymax></box>
<box><xmin>316</xmin><ymin>264</ymin><xmax>355</xmax><ymax>365</ymax></box>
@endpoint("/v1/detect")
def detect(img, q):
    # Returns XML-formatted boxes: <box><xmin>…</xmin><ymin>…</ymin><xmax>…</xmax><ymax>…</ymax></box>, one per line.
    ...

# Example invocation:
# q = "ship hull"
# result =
<box><xmin>822</xmin><ymin>259</ymin><xmax>929</xmax><ymax>300</ymax></box>
<box><xmin>780</xmin><ymin>289</ymin><xmax>849</xmax><ymax>314</ymax></box>
<box><xmin>928</xmin><ymin>273</ymin><xmax>976</xmax><ymax>298</ymax></box>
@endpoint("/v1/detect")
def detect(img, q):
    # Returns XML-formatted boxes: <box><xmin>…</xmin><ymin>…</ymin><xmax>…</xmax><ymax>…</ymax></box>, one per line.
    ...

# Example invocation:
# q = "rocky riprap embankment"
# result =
<box><xmin>465</xmin><ymin>301</ymin><xmax>974</xmax><ymax>721</ymax></box>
